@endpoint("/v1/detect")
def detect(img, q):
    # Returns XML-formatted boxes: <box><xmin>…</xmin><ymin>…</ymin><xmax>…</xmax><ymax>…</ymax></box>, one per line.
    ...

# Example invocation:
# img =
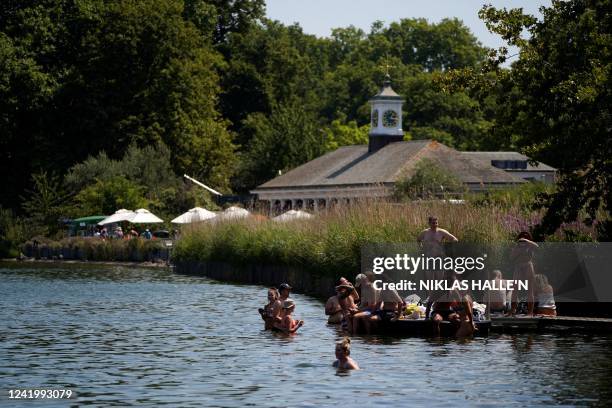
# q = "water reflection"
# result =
<box><xmin>1</xmin><ymin>262</ymin><xmax>611</xmax><ymax>407</ymax></box>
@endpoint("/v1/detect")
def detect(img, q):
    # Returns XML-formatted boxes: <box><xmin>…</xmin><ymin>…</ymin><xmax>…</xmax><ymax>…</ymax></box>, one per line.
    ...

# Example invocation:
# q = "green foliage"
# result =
<box><xmin>74</xmin><ymin>176</ymin><xmax>149</xmax><ymax>216</ymax></box>
<box><xmin>22</xmin><ymin>236</ymin><xmax>165</xmax><ymax>262</ymax></box>
<box><xmin>0</xmin><ymin>0</ymin><xmax>235</xmax><ymax>211</ymax></box>
<box><xmin>467</xmin><ymin>182</ymin><xmax>555</xmax><ymax>214</ymax></box>
<box><xmin>236</xmin><ymin>100</ymin><xmax>325</xmax><ymax>189</ymax></box>
<box><xmin>0</xmin><ymin>207</ymin><xmax>28</xmax><ymax>258</ymax></box>
<box><xmin>21</xmin><ymin>172</ymin><xmax>70</xmax><ymax>236</ymax></box>
<box><xmin>65</xmin><ymin>143</ymin><xmax>176</xmax><ymax>195</ymax></box>
<box><xmin>393</xmin><ymin>159</ymin><xmax>466</xmax><ymax>200</ymax></box>
<box><xmin>403</xmin><ymin>72</ymin><xmax>495</xmax><ymax>149</ymax></box>
<box><xmin>475</xmin><ymin>0</ymin><xmax>611</xmax><ymax>238</ymax></box>
<box><xmin>173</xmin><ymin>201</ymin><xmax>531</xmax><ymax>275</ymax></box>
<box><xmin>323</xmin><ymin>118</ymin><xmax>369</xmax><ymax>151</ymax></box>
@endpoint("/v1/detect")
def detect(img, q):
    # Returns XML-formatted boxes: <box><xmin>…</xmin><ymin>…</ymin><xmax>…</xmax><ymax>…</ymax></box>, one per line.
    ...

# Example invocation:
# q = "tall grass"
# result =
<box><xmin>173</xmin><ymin>201</ymin><xmax>526</xmax><ymax>274</ymax></box>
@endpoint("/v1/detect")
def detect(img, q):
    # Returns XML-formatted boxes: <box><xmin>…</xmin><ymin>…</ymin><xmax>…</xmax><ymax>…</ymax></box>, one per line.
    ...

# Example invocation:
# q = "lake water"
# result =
<box><xmin>1</xmin><ymin>262</ymin><xmax>612</xmax><ymax>407</ymax></box>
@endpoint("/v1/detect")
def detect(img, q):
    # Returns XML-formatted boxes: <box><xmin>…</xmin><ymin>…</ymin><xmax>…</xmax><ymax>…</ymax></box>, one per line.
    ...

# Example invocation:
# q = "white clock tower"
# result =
<box><xmin>368</xmin><ymin>74</ymin><xmax>404</xmax><ymax>152</ymax></box>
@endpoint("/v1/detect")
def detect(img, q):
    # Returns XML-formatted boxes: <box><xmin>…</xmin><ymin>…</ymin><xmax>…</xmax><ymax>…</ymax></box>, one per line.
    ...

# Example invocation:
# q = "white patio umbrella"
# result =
<box><xmin>273</xmin><ymin>210</ymin><xmax>313</xmax><ymax>222</ymax></box>
<box><xmin>127</xmin><ymin>208</ymin><xmax>164</xmax><ymax>224</ymax></box>
<box><xmin>218</xmin><ymin>206</ymin><xmax>250</xmax><ymax>220</ymax></box>
<box><xmin>171</xmin><ymin>207</ymin><xmax>217</xmax><ymax>224</ymax></box>
<box><xmin>98</xmin><ymin>209</ymin><xmax>135</xmax><ymax>225</ymax></box>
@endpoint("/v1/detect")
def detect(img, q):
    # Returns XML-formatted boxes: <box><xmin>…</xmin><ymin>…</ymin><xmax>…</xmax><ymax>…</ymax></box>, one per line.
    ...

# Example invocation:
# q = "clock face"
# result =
<box><xmin>383</xmin><ymin>110</ymin><xmax>398</xmax><ymax>128</ymax></box>
<box><xmin>371</xmin><ymin>109</ymin><xmax>379</xmax><ymax>127</ymax></box>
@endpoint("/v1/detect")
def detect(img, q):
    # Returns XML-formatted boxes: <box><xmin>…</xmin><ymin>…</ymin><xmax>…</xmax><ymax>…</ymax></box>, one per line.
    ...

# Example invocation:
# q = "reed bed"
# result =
<box><xmin>173</xmin><ymin>201</ymin><xmax>529</xmax><ymax>274</ymax></box>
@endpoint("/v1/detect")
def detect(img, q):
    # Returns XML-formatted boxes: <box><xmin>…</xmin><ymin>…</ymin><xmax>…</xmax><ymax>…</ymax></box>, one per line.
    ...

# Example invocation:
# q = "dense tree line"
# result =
<box><xmin>0</xmin><ymin>0</ymin><xmax>609</xmax><ymax>243</ymax></box>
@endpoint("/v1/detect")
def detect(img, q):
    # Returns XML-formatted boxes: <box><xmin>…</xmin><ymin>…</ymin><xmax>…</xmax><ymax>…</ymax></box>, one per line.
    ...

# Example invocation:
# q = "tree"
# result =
<box><xmin>236</xmin><ymin>100</ymin><xmax>324</xmax><ymax>190</ymax></box>
<box><xmin>21</xmin><ymin>172</ymin><xmax>70</xmax><ymax>235</ymax></box>
<box><xmin>323</xmin><ymin>118</ymin><xmax>369</xmax><ymax>151</ymax></box>
<box><xmin>74</xmin><ymin>176</ymin><xmax>149</xmax><ymax>216</ymax></box>
<box><xmin>401</xmin><ymin>72</ymin><xmax>495</xmax><ymax>149</ymax></box>
<box><xmin>184</xmin><ymin>0</ymin><xmax>265</xmax><ymax>46</ymax></box>
<box><xmin>393</xmin><ymin>159</ymin><xmax>466</xmax><ymax>200</ymax></box>
<box><xmin>0</xmin><ymin>0</ymin><xmax>235</xmax><ymax>210</ymax></box>
<box><xmin>477</xmin><ymin>0</ymin><xmax>611</xmax><ymax>239</ymax></box>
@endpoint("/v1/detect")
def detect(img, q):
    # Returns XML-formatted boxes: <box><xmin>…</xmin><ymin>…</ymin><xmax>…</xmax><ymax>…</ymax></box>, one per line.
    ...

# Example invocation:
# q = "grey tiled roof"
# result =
<box><xmin>462</xmin><ymin>152</ymin><xmax>556</xmax><ymax>172</ymax></box>
<box><xmin>254</xmin><ymin>140</ymin><xmax>525</xmax><ymax>190</ymax></box>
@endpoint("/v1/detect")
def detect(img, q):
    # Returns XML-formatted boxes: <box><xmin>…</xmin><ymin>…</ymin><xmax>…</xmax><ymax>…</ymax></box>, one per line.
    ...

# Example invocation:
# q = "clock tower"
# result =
<box><xmin>368</xmin><ymin>74</ymin><xmax>404</xmax><ymax>153</ymax></box>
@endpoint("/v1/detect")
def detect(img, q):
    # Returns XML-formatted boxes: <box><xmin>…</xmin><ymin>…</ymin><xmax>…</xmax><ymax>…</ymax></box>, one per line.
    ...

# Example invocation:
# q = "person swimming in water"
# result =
<box><xmin>271</xmin><ymin>283</ymin><xmax>293</xmax><ymax>324</ymax></box>
<box><xmin>453</xmin><ymin>293</ymin><xmax>477</xmax><ymax>338</ymax></box>
<box><xmin>274</xmin><ymin>299</ymin><xmax>304</xmax><ymax>334</ymax></box>
<box><xmin>259</xmin><ymin>287</ymin><xmax>280</xmax><ymax>330</ymax></box>
<box><xmin>426</xmin><ymin>271</ymin><xmax>462</xmax><ymax>336</ymax></box>
<box><xmin>337</xmin><ymin>283</ymin><xmax>359</xmax><ymax>332</ymax></box>
<box><xmin>325</xmin><ymin>289</ymin><xmax>343</xmax><ymax>324</ymax></box>
<box><xmin>333</xmin><ymin>337</ymin><xmax>359</xmax><ymax>370</ymax></box>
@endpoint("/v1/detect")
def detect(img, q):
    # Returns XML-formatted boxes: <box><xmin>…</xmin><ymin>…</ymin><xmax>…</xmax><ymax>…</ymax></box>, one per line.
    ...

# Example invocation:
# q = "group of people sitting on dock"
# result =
<box><xmin>259</xmin><ymin>283</ymin><xmax>304</xmax><ymax>334</ymax></box>
<box><xmin>323</xmin><ymin>216</ymin><xmax>557</xmax><ymax>336</ymax></box>
<box><xmin>325</xmin><ymin>273</ymin><xmax>405</xmax><ymax>334</ymax></box>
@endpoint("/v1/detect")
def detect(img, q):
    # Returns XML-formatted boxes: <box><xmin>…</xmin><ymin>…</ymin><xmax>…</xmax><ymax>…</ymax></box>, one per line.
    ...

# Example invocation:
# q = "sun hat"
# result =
<box><xmin>355</xmin><ymin>273</ymin><xmax>367</xmax><ymax>288</ymax></box>
<box><xmin>335</xmin><ymin>283</ymin><xmax>353</xmax><ymax>291</ymax></box>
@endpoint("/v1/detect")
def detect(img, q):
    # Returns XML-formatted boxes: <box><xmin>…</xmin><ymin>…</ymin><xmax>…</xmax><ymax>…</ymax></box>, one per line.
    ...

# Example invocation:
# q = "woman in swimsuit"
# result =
<box><xmin>534</xmin><ymin>274</ymin><xmax>557</xmax><ymax>316</ymax></box>
<box><xmin>333</xmin><ymin>337</ymin><xmax>359</xmax><ymax>370</ymax></box>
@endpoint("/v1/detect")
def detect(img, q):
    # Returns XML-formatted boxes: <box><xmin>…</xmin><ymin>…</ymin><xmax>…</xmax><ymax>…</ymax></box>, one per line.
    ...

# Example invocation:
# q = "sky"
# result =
<box><xmin>265</xmin><ymin>0</ymin><xmax>551</xmax><ymax>53</ymax></box>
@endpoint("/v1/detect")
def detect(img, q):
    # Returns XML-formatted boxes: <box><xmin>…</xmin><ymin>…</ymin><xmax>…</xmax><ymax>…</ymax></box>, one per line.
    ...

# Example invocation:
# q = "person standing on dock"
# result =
<box><xmin>417</xmin><ymin>216</ymin><xmax>459</xmax><ymax>258</ymax></box>
<box><xmin>418</xmin><ymin>216</ymin><xmax>459</xmax><ymax>299</ymax></box>
<box><xmin>508</xmin><ymin>232</ymin><xmax>538</xmax><ymax>316</ymax></box>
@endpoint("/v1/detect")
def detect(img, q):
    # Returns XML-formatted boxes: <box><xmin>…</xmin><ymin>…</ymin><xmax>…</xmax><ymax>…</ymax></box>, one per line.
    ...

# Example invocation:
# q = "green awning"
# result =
<box><xmin>70</xmin><ymin>216</ymin><xmax>108</xmax><ymax>227</ymax></box>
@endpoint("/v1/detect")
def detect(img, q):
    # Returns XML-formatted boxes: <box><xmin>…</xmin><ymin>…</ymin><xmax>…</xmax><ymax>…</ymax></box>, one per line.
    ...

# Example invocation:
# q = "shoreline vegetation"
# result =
<box><xmin>172</xmin><ymin>201</ymin><xmax>598</xmax><ymax>275</ymax></box>
<box><xmin>19</xmin><ymin>236</ymin><xmax>171</xmax><ymax>264</ymax></box>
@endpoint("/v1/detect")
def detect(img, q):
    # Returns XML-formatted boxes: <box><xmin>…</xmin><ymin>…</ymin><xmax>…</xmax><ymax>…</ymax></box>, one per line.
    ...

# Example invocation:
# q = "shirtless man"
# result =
<box><xmin>325</xmin><ymin>290</ymin><xmax>343</xmax><ymax>324</ymax></box>
<box><xmin>337</xmin><ymin>284</ymin><xmax>358</xmax><ymax>332</ymax></box>
<box><xmin>417</xmin><ymin>216</ymin><xmax>459</xmax><ymax>296</ymax></box>
<box><xmin>417</xmin><ymin>216</ymin><xmax>459</xmax><ymax>257</ymax></box>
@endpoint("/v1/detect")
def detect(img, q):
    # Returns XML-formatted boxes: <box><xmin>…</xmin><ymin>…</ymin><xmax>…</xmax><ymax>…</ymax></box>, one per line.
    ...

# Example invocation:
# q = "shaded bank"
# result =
<box><xmin>174</xmin><ymin>261</ymin><xmax>335</xmax><ymax>300</ymax></box>
<box><xmin>21</xmin><ymin>237</ymin><xmax>171</xmax><ymax>263</ymax></box>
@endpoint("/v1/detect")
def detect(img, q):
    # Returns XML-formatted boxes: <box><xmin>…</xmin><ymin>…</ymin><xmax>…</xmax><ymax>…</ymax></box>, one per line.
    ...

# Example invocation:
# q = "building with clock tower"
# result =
<box><xmin>250</xmin><ymin>76</ymin><xmax>554</xmax><ymax>214</ymax></box>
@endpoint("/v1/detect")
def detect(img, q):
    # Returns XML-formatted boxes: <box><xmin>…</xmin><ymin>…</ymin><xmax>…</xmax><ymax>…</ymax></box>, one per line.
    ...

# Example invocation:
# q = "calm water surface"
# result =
<box><xmin>1</xmin><ymin>262</ymin><xmax>612</xmax><ymax>407</ymax></box>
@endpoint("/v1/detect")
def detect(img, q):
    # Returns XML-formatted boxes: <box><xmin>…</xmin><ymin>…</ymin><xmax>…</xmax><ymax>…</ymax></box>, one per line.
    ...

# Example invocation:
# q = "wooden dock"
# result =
<box><xmin>491</xmin><ymin>316</ymin><xmax>612</xmax><ymax>333</ymax></box>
